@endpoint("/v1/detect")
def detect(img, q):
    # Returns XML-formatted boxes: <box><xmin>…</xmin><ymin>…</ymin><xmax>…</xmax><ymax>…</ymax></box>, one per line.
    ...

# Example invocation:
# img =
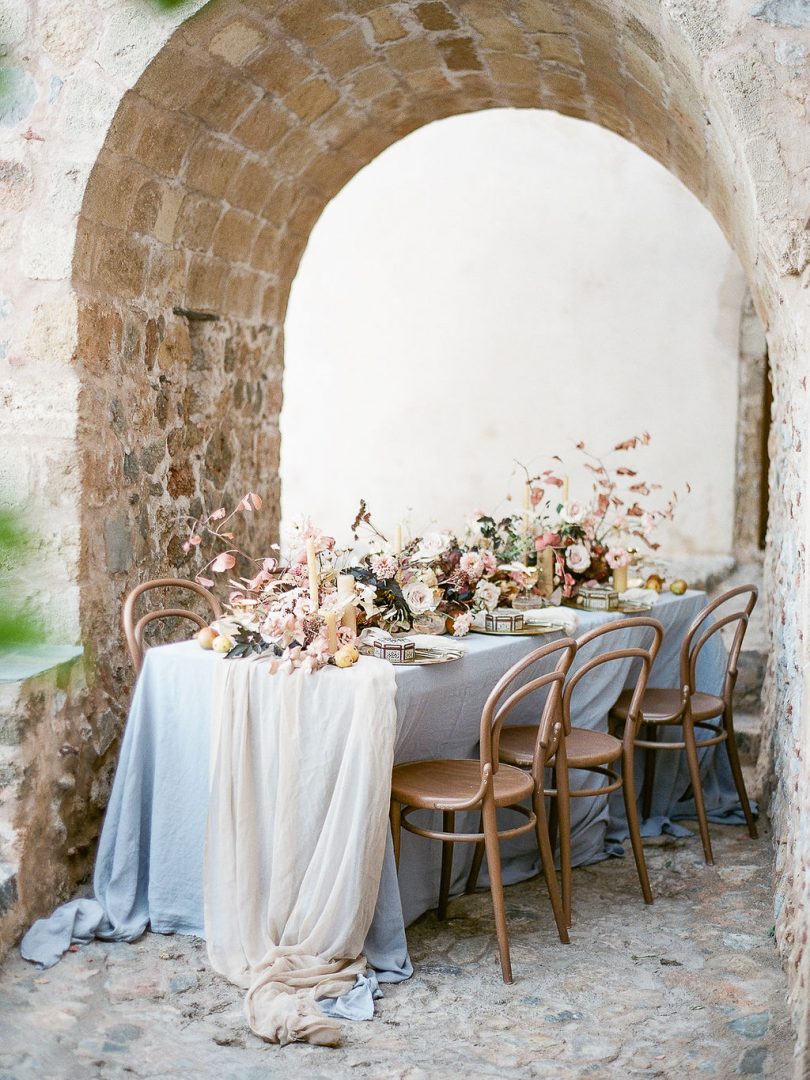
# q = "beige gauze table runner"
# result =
<box><xmin>204</xmin><ymin>654</ymin><xmax>398</xmax><ymax>1046</ymax></box>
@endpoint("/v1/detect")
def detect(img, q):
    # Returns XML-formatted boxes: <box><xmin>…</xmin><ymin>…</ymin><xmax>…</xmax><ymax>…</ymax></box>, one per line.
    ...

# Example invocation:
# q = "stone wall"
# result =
<box><xmin>1</xmin><ymin>1</ymin><xmax>809</xmax><ymax>1071</ymax></box>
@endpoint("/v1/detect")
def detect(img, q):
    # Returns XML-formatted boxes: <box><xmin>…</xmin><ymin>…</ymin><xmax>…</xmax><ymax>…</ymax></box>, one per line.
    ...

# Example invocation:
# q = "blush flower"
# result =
<box><xmin>474</xmin><ymin>580</ymin><xmax>500</xmax><ymax>612</ymax></box>
<box><xmin>561</xmin><ymin>501</ymin><xmax>587</xmax><ymax>525</ymax></box>
<box><xmin>370</xmin><ymin>554</ymin><xmax>398</xmax><ymax>580</ymax></box>
<box><xmin>403</xmin><ymin>580</ymin><xmax>435</xmax><ymax>615</ymax></box>
<box><xmin>566</xmin><ymin>543</ymin><xmax>592</xmax><ymax>573</ymax></box>
<box><xmin>606</xmin><ymin>547</ymin><xmax>631</xmax><ymax>569</ymax></box>
<box><xmin>535</xmin><ymin>531</ymin><xmax>561</xmax><ymax>551</ymax></box>
<box><xmin>452</xmin><ymin>612</ymin><xmax>473</xmax><ymax>637</ymax></box>
<box><xmin>459</xmin><ymin>551</ymin><xmax>485</xmax><ymax>581</ymax></box>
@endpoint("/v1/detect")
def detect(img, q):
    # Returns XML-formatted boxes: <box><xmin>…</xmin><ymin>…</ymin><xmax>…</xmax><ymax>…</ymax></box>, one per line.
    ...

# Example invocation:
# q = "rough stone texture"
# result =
<box><xmin>0</xmin><ymin>824</ymin><xmax>795</xmax><ymax>1078</ymax></box>
<box><xmin>734</xmin><ymin>292</ymin><xmax>770</xmax><ymax>561</ymax></box>
<box><xmin>1</xmin><ymin>1</ymin><xmax>809</xmax><ymax>1073</ymax></box>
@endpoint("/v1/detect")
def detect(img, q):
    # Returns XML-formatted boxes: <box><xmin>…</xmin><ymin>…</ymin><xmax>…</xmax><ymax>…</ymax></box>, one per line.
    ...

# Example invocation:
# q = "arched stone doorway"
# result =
<box><xmin>5</xmin><ymin>0</ymin><xmax>809</xmax><ymax>1066</ymax></box>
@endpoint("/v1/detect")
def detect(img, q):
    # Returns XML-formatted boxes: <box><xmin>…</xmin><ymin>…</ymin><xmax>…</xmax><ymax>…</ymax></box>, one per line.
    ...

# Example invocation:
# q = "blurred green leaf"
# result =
<box><xmin>0</xmin><ymin>507</ymin><xmax>45</xmax><ymax>648</ymax></box>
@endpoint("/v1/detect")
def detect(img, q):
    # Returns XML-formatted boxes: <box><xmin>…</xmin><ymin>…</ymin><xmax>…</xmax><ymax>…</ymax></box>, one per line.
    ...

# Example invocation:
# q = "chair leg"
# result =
<box><xmin>481</xmin><ymin>797</ymin><xmax>512</xmax><ymax>983</ymax></box>
<box><xmin>683</xmin><ymin>716</ymin><xmax>713</xmax><ymax>864</ymax></box>
<box><xmin>556</xmin><ymin>761</ymin><xmax>573</xmax><ymax>928</ymax></box>
<box><xmin>621</xmin><ymin>745</ymin><xmax>653</xmax><ymax>905</ymax></box>
<box><xmin>390</xmin><ymin>800</ymin><xmax>402</xmax><ymax>871</ymax></box>
<box><xmin>547</xmin><ymin>764</ymin><xmax>559</xmax><ymax>857</ymax></box>
<box><xmin>641</xmin><ymin>723</ymin><xmax>657</xmax><ymax>820</ymax></box>
<box><xmin>466</xmin><ymin>818</ymin><xmax>485</xmax><ymax>895</ymax></box>
<box><xmin>438</xmin><ymin>810</ymin><xmax>455</xmax><ymax>920</ymax></box>
<box><xmin>533</xmin><ymin>789</ymin><xmax>569</xmax><ymax>944</ymax></box>
<box><xmin>723</xmin><ymin>706</ymin><xmax>758</xmax><ymax>839</ymax></box>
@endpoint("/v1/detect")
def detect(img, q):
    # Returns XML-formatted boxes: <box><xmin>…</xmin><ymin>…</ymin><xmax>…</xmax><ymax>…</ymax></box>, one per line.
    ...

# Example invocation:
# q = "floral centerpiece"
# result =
<box><xmin>528</xmin><ymin>433</ymin><xmax>685</xmax><ymax>598</ymax></box>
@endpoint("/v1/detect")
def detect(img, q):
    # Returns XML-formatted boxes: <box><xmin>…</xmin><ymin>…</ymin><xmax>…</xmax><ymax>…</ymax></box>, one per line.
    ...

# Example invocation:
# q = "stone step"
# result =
<box><xmin>733</xmin><ymin>711</ymin><xmax>761</xmax><ymax>766</ymax></box>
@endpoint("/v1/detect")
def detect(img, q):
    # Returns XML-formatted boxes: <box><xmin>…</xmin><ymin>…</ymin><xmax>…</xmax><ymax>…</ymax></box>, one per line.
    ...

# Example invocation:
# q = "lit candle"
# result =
<box><xmin>306</xmin><ymin>538</ymin><xmax>319</xmax><ymax>608</ymax></box>
<box><xmin>338</xmin><ymin>573</ymin><xmax>357</xmax><ymax>633</ymax></box>
<box><xmin>562</xmin><ymin>475</ymin><xmax>569</xmax><ymax>502</ymax></box>
<box><xmin>612</xmin><ymin>565</ymin><xmax>628</xmax><ymax>594</ymax></box>
<box><xmin>325</xmin><ymin>611</ymin><xmax>338</xmax><ymax>654</ymax></box>
<box><xmin>395</xmin><ymin>524</ymin><xmax>403</xmax><ymax>557</ymax></box>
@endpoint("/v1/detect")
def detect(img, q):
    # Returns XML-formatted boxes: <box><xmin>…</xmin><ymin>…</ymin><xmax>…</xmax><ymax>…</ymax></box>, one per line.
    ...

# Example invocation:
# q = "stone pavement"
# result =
<box><xmin>0</xmin><ymin>823</ymin><xmax>794</xmax><ymax>1080</ymax></box>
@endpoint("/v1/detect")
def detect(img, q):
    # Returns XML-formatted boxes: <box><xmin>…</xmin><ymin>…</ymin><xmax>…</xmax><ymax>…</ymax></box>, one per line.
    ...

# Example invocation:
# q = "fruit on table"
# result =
<box><xmin>212</xmin><ymin>634</ymin><xmax>234</xmax><ymax>653</ymax></box>
<box><xmin>334</xmin><ymin>644</ymin><xmax>360</xmax><ymax>668</ymax></box>
<box><xmin>196</xmin><ymin>626</ymin><xmax>217</xmax><ymax>649</ymax></box>
<box><xmin>670</xmin><ymin>579</ymin><xmax>688</xmax><ymax>595</ymax></box>
<box><xmin>644</xmin><ymin>574</ymin><xmax>664</xmax><ymax>592</ymax></box>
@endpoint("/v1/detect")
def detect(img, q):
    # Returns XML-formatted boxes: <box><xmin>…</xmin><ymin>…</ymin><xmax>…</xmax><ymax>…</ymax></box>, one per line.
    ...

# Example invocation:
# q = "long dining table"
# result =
<box><xmin>82</xmin><ymin>589</ymin><xmax>744</xmax><ymax>989</ymax></box>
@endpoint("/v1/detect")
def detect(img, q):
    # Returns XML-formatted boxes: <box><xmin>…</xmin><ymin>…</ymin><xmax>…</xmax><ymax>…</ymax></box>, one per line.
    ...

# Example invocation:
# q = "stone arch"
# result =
<box><xmin>17</xmin><ymin>0</ymin><xmax>810</xmax><ymax>1062</ymax></box>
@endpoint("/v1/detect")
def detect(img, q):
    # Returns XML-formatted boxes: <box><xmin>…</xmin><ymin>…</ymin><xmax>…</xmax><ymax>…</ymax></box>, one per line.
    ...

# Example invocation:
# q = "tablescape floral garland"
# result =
<box><xmin>182</xmin><ymin>434</ymin><xmax>687</xmax><ymax>670</ymax></box>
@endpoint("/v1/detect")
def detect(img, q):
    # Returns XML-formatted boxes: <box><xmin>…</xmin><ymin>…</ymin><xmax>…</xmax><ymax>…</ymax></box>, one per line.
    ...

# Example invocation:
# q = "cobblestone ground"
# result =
<box><xmin>0</xmin><ymin>823</ymin><xmax>793</xmax><ymax>1080</ymax></box>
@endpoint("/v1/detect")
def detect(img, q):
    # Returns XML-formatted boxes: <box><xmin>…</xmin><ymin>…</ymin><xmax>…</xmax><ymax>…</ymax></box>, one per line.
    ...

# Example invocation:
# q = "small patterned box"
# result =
<box><xmin>577</xmin><ymin>585</ymin><xmax>619</xmax><ymax>611</ymax></box>
<box><xmin>373</xmin><ymin>638</ymin><xmax>416</xmax><ymax>664</ymax></box>
<box><xmin>485</xmin><ymin>609</ymin><xmax>525</xmax><ymax>633</ymax></box>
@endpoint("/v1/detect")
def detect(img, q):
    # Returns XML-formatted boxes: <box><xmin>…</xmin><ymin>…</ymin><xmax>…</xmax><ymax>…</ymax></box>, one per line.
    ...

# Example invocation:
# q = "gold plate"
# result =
<box><xmin>360</xmin><ymin>645</ymin><xmax>464</xmax><ymax>665</ymax></box>
<box><xmin>470</xmin><ymin>623</ymin><xmax>560</xmax><ymax>637</ymax></box>
<box><xmin>618</xmin><ymin>601</ymin><xmax>654</xmax><ymax>613</ymax></box>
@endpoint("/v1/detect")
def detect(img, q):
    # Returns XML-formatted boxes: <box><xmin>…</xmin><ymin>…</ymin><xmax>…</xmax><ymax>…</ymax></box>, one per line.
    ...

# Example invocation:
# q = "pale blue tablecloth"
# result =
<box><xmin>23</xmin><ymin>592</ymin><xmax>748</xmax><ymax>990</ymax></box>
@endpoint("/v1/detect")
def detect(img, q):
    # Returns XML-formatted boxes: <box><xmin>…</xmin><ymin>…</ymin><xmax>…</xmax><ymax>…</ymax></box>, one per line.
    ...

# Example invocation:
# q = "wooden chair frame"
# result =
<box><xmin>122</xmin><ymin>577</ymin><xmax>222</xmax><ymax>675</ymax></box>
<box><xmin>390</xmin><ymin>637</ymin><xmax>577</xmax><ymax>982</ymax></box>
<box><xmin>612</xmin><ymin>584</ymin><xmax>758</xmax><ymax>865</ymax></box>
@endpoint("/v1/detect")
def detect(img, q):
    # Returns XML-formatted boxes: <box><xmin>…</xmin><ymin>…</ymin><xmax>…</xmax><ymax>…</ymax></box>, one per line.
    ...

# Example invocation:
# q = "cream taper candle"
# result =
<box><xmin>325</xmin><ymin>611</ymin><xmax>338</xmax><ymax>653</ymax></box>
<box><xmin>562</xmin><ymin>475</ymin><xmax>570</xmax><ymax>502</ymax></box>
<box><xmin>338</xmin><ymin>573</ymin><xmax>357</xmax><ymax>633</ymax></box>
<box><xmin>306</xmin><ymin>538</ymin><xmax>319</xmax><ymax>607</ymax></box>
<box><xmin>612</xmin><ymin>566</ymin><xmax>628</xmax><ymax>594</ymax></box>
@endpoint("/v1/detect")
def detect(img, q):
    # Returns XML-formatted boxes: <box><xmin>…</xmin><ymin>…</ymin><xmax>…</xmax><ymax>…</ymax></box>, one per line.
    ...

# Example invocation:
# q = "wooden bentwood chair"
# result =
<box><xmin>468</xmin><ymin>617</ymin><xmax>663</xmax><ymax>928</ymax></box>
<box><xmin>389</xmin><ymin>638</ymin><xmax>577</xmax><ymax>983</ymax></box>
<box><xmin>609</xmin><ymin>584</ymin><xmax>759</xmax><ymax>865</ymax></box>
<box><xmin>122</xmin><ymin>577</ymin><xmax>222</xmax><ymax>675</ymax></box>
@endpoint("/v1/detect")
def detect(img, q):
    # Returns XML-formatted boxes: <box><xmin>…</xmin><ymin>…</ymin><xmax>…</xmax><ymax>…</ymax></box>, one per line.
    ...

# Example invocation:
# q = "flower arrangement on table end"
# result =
<box><xmin>519</xmin><ymin>433</ymin><xmax>688</xmax><ymax>599</ymax></box>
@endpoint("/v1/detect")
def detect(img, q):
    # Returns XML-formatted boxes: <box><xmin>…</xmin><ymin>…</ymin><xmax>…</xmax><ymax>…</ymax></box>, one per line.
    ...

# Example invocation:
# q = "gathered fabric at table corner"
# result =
<box><xmin>205</xmin><ymin>652</ymin><xmax>397</xmax><ymax>1047</ymax></box>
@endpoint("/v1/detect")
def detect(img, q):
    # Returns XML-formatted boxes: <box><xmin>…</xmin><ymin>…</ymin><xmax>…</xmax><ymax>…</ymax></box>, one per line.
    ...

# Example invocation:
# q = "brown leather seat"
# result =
<box><xmin>392</xmin><ymin>758</ymin><xmax>533</xmax><ymax>809</ymax></box>
<box><xmin>499</xmin><ymin>725</ymin><xmax>621</xmax><ymax>769</ymax></box>
<box><xmin>611</xmin><ymin>687</ymin><xmax>724</xmax><ymax>724</ymax></box>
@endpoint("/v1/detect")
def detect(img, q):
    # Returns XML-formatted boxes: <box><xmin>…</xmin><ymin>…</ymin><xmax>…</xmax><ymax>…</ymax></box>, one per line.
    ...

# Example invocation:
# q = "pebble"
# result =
<box><xmin>0</xmin><ymin>825</ymin><xmax>795</xmax><ymax>1079</ymax></box>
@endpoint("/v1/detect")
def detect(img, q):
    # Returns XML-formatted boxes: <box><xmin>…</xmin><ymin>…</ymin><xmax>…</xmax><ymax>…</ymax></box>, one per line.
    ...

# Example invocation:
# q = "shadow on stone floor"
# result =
<box><xmin>0</xmin><ymin>823</ymin><xmax>794</xmax><ymax>1080</ymax></box>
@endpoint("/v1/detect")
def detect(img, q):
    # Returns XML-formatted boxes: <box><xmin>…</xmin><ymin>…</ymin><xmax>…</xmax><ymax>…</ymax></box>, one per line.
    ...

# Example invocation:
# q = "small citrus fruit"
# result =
<box><xmin>670</xmin><ymin>579</ymin><xmax>688</xmax><ymax>595</ymax></box>
<box><xmin>196</xmin><ymin>626</ymin><xmax>217</xmax><ymax>649</ymax></box>
<box><xmin>212</xmin><ymin>634</ymin><xmax>234</xmax><ymax>654</ymax></box>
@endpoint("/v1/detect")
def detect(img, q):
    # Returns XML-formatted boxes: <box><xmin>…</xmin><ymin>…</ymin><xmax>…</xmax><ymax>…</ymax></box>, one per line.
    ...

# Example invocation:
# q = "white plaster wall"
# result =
<box><xmin>282</xmin><ymin>109</ymin><xmax>748</xmax><ymax>555</ymax></box>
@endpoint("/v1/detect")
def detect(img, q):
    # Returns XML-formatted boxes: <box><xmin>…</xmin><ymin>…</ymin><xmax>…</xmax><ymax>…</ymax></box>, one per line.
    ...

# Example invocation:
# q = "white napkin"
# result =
<box><xmin>619</xmin><ymin>587</ymin><xmax>659</xmax><ymax>606</ymax></box>
<box><xmin>408</xmin><ymin>634</ymin><xmax>464</xmax><ymax>652</ymax></box>
<box><xmin>523</xmin><ymin>608</ymin><xmax>579</xmax><ymax>634</ymax></box>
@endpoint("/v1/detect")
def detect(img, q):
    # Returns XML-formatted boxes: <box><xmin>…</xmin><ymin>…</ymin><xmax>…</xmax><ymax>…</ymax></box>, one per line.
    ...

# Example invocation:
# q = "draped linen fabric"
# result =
<box><xmin>204</xmin><ymin>654</ymin><xmax>397</xmax><ymax>1046</ymax></box>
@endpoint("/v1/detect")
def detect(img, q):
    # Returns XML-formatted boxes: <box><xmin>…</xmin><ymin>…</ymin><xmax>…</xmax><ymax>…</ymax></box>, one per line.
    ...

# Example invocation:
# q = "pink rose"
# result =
<box><xmin>535</xmin><ymin>531</ymin><xmax>561</xmax><ymax>551</ymax></box>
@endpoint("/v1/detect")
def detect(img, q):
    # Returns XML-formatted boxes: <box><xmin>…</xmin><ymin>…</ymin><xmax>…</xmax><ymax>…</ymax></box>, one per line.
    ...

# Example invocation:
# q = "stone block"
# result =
<box><xmin>103</xmin><ymin>517</ymin><xmax>135</xmax><ymax>575</ymax></box>
<box><xmin>173</xmin><ymin>192</ymin><xmax>222</xmax><ymax>252</ymax></box>
<box><xmin>516</xmin><ymin>0</ymin><xmax>568</xmax><ymax>35</ymax></box>
<box><xmin>346</xmin><ymin>65</ymin><xmax>398</xmax><ymax>104</ymax></box>
<box><xmin>0</xmin><ymin>160</ymin><xmax>32</xmax><ymax>211</ymax></box>
<box><xmin>485</xmin><ymin>51</ymin><xmax>538</xmax><ymax>86</ymax></box>
<box><xmin>185</xmin><ymin>136</ymin><xmax>244</xmax><ymax>199</ymax></box>
<box><xmin>285</xmin><ymin>78</ymin><xmax>340</xmax><ymax>124</ymax></box>
<box><xmin>384</xmin><ymin>37</ymin><xmax>443</xmax><ymax>74</ymax></box>
<box><xmin>209</xmin><ymin>20</ymin><xmax>265</xmax><ymax>66</ymax></box>
<box><xmin>94</xmin><ymin>230</ymin><xmax>148</xmax><ymax>300</ymax></box>
<box><xmin>226</xmin><ymin>160</ymin><xmax>275</xmax><ymax>216</ymax></box>
<box><xmin>135</xmin><ymin>112</ymin><xmax>196</xmax><ymax>177</ymax></box>
<box><xmin>223</xmin><ymin>268</ymin><xmax>262</xmax><ymax>319</ymax></box>
<box><xmin>186</xmin><ymin>255</ymin><xmax>228</xmax><ymax>311</ymax></box>
<box><xmin>23</xmin><ymin>297</ymin><xmax>78</xmax><ymax>365</ymax></box>
<box><xmin>439</xmin><ymin>36</ymin><xmax>482</xmax><ymax>72</ymax></box>
<box><xmin>211</xmin><ymin>209</ymin><xmax>259</xmax><ymax>263</ymax></box>
<box><xmin>534</xmin><ymin>33</ymin><xmax>580</xmax><ymax>67</ymax></box>
<box><xmin>277</xmin><ymin>0</ymin><xmax>352</xmax><ymax>47</ymax></box>
<box><xmin>314</xmin><ymin>28</ymin><xmax>373</xmax><ymax>78</ymax></box>
<box><xmin>187</xmin><ymin>72</ymin><xmax>258</xmax><ymax>132</ymax></box>
<box><xmin>462</xmin><ymin>11</ymin><xmax>525</xmax><ymax>52</ymax></box>
<box><xmin>233</xmin><ymin>98</ymin><xmax>290</xmax><ymax>154</ymax></box>
<box><xmin>245</xmin><ymin>42</ymin><xmax>314</xmax><ymax>96</ymax></box>
<box><xmin>367</xmin><ymin>7</ymin><xmax>408</xmax><ymax>43</ymax></box>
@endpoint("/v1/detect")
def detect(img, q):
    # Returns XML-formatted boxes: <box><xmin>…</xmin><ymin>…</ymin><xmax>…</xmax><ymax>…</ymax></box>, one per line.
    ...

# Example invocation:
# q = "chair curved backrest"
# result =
<box><xmin>678</xmin><ymin>584</ymin><xmax>758</xmax><ymax>700</ymax></box>
<box><xmin>480</xmin><ymin>637</ymin><xmax>577</xmax><ymax>777</ymax></box>
<box><xmin>563</xmin><ymin>617</ymin><xmax>664</xmax><ymax>748</ymax></box>
<box><xmin>123</xmin><ymin>577</ymin><xmax>222</xmax><ymax>675</ymax></box>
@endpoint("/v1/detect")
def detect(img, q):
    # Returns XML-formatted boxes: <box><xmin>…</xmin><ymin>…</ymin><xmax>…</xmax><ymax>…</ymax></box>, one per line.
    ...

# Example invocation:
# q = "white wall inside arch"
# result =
<box><xmin>281</xmin><ymin>108</ymin><xmax>746</xmax><ymax>555</ymax></box>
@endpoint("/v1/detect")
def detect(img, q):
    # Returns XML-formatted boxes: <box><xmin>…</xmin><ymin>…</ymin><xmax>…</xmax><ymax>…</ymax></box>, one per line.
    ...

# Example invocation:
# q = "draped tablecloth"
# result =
<box><xmin>23</xmin><ymin>591</ymin><xmax>749</xmax><ymax>998</ymax></box>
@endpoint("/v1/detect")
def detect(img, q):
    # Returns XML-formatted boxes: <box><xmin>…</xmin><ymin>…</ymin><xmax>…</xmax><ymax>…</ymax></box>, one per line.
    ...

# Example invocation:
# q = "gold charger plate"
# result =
<box><xmin>618</xmin><ymin>601</ymin><xmax>655</xmax><ymax>613</ymax></box>
<box><xmin>359</xmin><ymin>644</ymin><xmax>464</xmax><ymax>666</ymax></box>
<box><xmin>470</xmin><ymin>623</ymin><xmax>560</xmax><ymax>637</ymax></box>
